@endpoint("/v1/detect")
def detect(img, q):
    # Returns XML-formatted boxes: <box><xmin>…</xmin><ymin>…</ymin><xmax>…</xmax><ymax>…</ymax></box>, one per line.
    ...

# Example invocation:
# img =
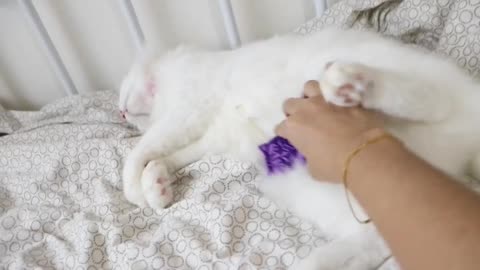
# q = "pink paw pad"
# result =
<box><xmin>336</xmin><ymin>84</ymin><xmax>358</xmax><ymax>104</ymax></box>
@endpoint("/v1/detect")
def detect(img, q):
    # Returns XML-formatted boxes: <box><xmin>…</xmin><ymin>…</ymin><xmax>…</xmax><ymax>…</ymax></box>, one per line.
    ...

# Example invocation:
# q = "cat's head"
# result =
<box><xmin>118</xmin><ymin>54</ymin><xmax>157</xmax><ymax>132</ymax></box>
<box><xmin>119</xmin><ymin>45</ymin><xmax>202</xmax><ymax>131</ymax></box>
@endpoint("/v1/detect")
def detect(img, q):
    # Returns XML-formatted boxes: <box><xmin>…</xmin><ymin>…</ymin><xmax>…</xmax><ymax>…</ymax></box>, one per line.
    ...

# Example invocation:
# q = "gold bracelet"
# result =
<box><xmin>343</xmin><ymin>132</ymin><xmax>394</xmax><ymax>224</ymax></box>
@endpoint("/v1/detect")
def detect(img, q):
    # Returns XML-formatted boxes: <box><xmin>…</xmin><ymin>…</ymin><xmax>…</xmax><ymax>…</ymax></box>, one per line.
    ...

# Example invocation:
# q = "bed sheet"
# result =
<box><xmin>0</xmin><ymin>92</ymin><xmax>331</xmax><ymax>269</ymax></box>
<box><xmin>296</xmin><ymin>0</ymin><xmax>480</xmax><ymax>78</ymax></box>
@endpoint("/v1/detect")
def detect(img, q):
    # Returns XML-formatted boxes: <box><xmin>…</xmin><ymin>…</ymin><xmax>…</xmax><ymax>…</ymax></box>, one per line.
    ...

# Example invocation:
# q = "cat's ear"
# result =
<box><xmin>137</xmin><ymin>46</ymin><xmax>161</xmax><ymax>97</ymax></box>
<box><xmin>145</xmin><ymin>75</ymin><xmax>156</xmax><ymax>97</ymax></box>
<box><xmin>129</xmin><ymin>47</ymin><xmax>158</xmax><ymax>98</ymax></box>
<box><xmin>135</xmin><ymin>43</ymin><xmax>162</xmax><ymax>66</ymax></box>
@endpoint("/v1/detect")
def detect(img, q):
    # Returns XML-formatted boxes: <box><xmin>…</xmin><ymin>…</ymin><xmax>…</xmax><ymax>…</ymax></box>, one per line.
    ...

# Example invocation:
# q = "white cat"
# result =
<box><xmin>119</xmin><ymin>28</ymin><xmax>480</xmax><ymax>269</ymax></box>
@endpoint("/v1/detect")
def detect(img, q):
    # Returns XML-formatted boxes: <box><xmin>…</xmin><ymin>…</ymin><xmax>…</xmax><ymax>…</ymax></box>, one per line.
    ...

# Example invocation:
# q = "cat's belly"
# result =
<box><xmin>258</xmin><ymin>165</ymin><xmax>367</xmax><ymax>238</ymax></box>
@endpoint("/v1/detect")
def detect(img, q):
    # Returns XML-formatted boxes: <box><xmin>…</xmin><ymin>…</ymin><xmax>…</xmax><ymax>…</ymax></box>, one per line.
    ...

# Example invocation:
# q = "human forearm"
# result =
<box><xmin>348</xmin><ymin>134</ymin><xmax>480</xmax><ymax>270</ymax></box>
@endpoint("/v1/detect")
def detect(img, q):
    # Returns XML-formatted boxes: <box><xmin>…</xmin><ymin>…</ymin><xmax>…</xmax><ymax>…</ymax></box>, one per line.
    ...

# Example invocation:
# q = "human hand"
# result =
<box><xmin>275</xmin><ymin>80</ymin><xmax>388</xmax><ymax>182</ymax></box>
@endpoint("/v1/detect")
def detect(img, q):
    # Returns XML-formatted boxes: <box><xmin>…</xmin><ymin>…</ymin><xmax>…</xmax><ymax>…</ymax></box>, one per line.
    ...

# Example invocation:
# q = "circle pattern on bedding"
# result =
<box><xmin>296</xmin><ymin>0</ymin><xmax>480</xmax><ymax>78</ymax></box>
<box><xmin>0</xmin><ymin>91</ymin><xmax>329</xmax><ymax>269</ymax></box>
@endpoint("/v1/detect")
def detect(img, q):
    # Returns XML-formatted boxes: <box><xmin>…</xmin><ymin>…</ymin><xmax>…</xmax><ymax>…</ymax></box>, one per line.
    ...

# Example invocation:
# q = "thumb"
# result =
<box><xmin>274</xmin><ymin>120</ymin><xmax>290</xmax><ymax>139</ymax></box>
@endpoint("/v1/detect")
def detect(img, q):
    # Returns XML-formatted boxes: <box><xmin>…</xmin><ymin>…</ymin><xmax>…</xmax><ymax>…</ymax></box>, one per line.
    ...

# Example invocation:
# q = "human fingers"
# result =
<box><xmin>282</xmin><ymin>97</ymin><xmax>304</xmax><ymax>116</ymax></box>
<box><xmin>303</xmin><ymin>80</ymin><xmax>323</xmax><ymax>98</ymax></box>
<box><xmin>274</xmin><ymin>119</ymin><xmax>289</xmax><ymax>138</ymax></box>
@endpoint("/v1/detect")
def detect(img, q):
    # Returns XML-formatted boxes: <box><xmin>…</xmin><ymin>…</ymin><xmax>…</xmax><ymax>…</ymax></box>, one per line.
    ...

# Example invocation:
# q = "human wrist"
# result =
<box><xmin>360</xmin><ymin>127</ymin><xmax>392</xmax><ymax>143</ymax></box>
<box><xmin>343</xmin><ymin>129</ymin><xmax>406</xmax><ymax>190</ymax></box>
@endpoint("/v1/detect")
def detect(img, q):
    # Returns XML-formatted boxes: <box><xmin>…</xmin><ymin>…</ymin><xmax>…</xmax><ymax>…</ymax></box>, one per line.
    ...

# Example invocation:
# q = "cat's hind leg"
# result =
<box><xmin>319</xmin><ymin>61</ymin><xmax>452</xmax><ymax>123</ymax></box>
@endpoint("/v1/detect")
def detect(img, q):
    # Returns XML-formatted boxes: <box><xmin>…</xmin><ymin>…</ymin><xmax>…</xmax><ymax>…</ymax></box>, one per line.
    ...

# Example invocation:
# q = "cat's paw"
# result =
<box><xmin>141</xmin><ymin>160</ymin><xmax>174</xmax><ymax>209</ymax></box>
<box><xmin>319</xmin><ymin>61</ymin><xmax>375</xmax><ymax>107</ymax></box>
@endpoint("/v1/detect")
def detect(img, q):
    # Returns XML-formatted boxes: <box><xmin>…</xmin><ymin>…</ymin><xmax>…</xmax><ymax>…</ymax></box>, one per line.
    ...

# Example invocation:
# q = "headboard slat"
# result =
<box><xmin>313</xmin><ymin>0</ymin><xmax>327</xmax><ymax>17</ymax></box>
<box><xmin>218</xmin><ymin>0</ymin><xmax>241</xmax><ymax>49</ymax></box>
<box><xmin>119</xmin><ymin>0</ymin><xmax>145</xmax><ymax>54</ymax></box>
<box><xmin>18</xmin><ymin>0</ymin><xmax>78</xmax><ymax>95</ymax></box>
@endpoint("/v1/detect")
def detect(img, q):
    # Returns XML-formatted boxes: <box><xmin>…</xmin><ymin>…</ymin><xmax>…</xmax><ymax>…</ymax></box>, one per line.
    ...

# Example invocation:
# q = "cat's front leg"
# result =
<box><xmin>122</xmin><ymin>131</ymin><xmax>160</xmax><ymax>207</ymax></box>
<box><xmin>138</xmin><ymin>134</ymin><xmax>218</xmax><ymax>209</ymax></box>
<box><xmin>319</xmin><ymin>61</ymin><xmax>451</xmax><ymax>122</ymax></box>
<box><xmin>122</xmin><ymin>121</ymin><xmax>198</xmax><ymax>208</ymax></box>
<box><xmin>139</xmin><ymin>160</ymin><xmax>174</xmax><ymax>209</ymax></box>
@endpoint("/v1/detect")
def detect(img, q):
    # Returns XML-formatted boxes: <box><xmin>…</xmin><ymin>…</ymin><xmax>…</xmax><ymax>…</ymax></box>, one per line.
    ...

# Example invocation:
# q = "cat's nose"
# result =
<box><xmin>119</xmin><ymin>110</ymin><xmax>126</xmax><ymax>119</ymax></box>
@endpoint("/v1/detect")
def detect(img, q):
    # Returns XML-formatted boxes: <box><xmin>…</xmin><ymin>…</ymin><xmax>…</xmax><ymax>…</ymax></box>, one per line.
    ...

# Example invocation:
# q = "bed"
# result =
<box><xmin>1</xmin><ymin>0</ymin><xmax>480</xmax><ymax>269</ymax></box>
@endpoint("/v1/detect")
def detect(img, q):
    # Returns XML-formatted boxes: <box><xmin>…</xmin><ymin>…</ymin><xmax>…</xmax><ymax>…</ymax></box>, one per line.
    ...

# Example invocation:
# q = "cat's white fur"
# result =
<box><xmin>119</xmin><ymin>28</ymin><xmax>480</xmax><ymax>269</ymax></box>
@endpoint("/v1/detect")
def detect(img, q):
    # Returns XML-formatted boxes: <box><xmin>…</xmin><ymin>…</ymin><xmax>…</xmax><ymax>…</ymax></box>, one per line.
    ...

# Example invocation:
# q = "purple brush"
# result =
<box><xmin>259</xmin><ymin>136</ymin><xmax>306</xmax><ymax>175</ymax></box>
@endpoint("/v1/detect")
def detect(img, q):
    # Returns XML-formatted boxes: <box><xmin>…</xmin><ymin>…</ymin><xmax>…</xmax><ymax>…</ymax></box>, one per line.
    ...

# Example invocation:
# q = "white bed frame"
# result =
<box><xmin>16</xmin><ymin>0</ymin><xmax>328</xmax><ymax>97</ymax></box>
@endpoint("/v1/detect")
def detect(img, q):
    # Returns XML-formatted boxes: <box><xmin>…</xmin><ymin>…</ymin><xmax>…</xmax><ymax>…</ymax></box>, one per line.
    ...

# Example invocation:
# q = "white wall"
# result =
<box><xmin>0</xmin><ymin>0</ymin><xmax>331</xmax><ymax>110</ymax></box>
